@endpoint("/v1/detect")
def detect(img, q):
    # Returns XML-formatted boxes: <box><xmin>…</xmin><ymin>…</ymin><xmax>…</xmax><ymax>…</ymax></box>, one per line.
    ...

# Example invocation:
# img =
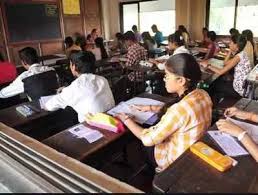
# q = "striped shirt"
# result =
<box><xmin>140</xmin><ymin>89</ymin><xmax>212</xmax><ymax>171</ymax></box>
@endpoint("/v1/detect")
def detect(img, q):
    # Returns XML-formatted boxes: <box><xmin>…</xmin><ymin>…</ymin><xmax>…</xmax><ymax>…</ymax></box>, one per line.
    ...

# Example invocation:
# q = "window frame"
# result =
<box><xmin>206</xmin><ymin>0</ymin><xmax>240</xmax><ymax>36</ymax></box>
<box><xmin>119</xmin><ymin>0</ymin><xmax>174</xmax><ymax>35</ymax></box>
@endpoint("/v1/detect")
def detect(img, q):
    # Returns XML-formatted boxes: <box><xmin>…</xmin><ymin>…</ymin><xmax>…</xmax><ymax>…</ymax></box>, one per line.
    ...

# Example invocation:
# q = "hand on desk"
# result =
<box><xmin>224</xmin><ymin>107</ymin><xmax>252</xmax><ymax>121</ymax></box>
<box><xmin>130</xmin><ymin>105</ymin><xmax>151</xmax><ymax>112</ymax></box>
<box><xmin>131</xmin><ymin>104</ymin><xmax>162</xmax><ymax>113</ymax></box>
<box><xmin>216</xmin><ymin>119</ymin><xmax>244</xmax><ymax>138</ymax></box>
<box><xmin>199</xmin><ymin>60</ymin><xmax>209</xmax><ymax>68</ymax></box>
<box><xmin>115</xmin><ymin>113</ymin><xmax>134</xmax><ymax>123</ymax></box>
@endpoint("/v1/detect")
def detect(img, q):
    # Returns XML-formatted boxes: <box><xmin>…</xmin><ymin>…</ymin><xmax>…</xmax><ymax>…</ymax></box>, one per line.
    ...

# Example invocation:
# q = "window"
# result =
<box><xmin>208</xmin><ymin>0</ymin><xmax>236</xmax><ymax>35</ymax></box>
<box><xmin>208</xmin><ymin>0</ymin><xmax>258</xmax><ymax>36</ymax></box>
<box><xmin>122</xmin><ymin>4</ymin><xmax>139</xmax><ymax>33</ymax></box>
<box><xmin>236</xmin><ymin>0</ymin><xmax>258</xmax><ymax>37</ymax></box>
<box><xmin>121</xmin><ymin>0</ymin><xmax>175</xmax><ymax>36</ymax></box>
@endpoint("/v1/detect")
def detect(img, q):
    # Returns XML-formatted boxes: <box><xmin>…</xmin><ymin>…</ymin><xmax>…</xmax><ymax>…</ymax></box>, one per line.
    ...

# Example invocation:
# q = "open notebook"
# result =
<box><xmin>107</xmin><ymin>97</ymin><xmax>165</xmax><ymax>125</ymax></box>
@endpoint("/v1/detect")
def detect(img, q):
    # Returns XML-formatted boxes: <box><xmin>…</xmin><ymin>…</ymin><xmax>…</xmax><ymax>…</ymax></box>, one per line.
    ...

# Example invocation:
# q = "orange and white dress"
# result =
<box><xmin>140</xmin><ymin>89</ymin><xmax>213</xmax><ymax>171</ymax></box>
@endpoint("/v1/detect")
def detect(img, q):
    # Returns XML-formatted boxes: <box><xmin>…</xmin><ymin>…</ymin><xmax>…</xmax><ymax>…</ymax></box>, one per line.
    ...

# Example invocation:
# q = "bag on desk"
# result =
<box><xmin>85</xmin><ymin>113</ymin><xmax>125</xmax><ymax>133</ymax></box>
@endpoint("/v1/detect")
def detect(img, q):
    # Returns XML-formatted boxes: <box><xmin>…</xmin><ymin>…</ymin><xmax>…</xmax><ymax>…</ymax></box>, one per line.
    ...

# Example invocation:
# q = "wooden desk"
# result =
<box><xmin>0</xmin><ymin>101</ymin><xmax>49</xmax><ymax>128</ymax></box>
<box><xmin>43</xmin><ymin>93</ymin><xmax>174</xmax><ymax>161</ymax></box>
<box><xmin>39</xmin><ymin>54</ymin><xmax>67</xmax><ymax>67</ymax></box>
<box><xmin>0</xmin><ymin>101</ymin><xmax>78</xmax><ymax>140</ymax></box>
<box><xmin>153</xmin><ymin>98</ymin><xmax>258</xmax><ymax>193</ymax></box>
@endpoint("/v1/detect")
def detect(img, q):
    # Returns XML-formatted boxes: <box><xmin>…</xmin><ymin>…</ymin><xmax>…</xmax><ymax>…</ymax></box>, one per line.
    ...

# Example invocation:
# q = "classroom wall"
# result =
<box><xmin>176</xmin><ymin>0</ymin><xmax>207</xmax><ymax>41</ymax></box>
<box><xmin>0</xmin><ymin>0</ymin><xmax>103</xmax><ymax>65</ymax></box>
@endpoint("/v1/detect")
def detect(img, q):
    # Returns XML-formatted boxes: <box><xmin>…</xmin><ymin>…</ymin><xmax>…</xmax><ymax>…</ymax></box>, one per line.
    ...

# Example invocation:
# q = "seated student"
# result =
<box><xmin>64</xmin><ymin>36</ymin><xmax>82</xmax><ymax>57</ymax></box>
<box><xmin>111</xmin><ymin>32</ymin><xmax>127</xmax><ymax>54</ymax></box>
<box><xmin>132</xmin><ymin>25</ymin><xmax>142</xmax><ymax>42</ymax></box>
<box><xmin>202</xmin><ymin>31</ymin><xmax>219</xmax><ymax>60</ymax></box>
<box><xmin>141</xmin><ymin>31</ymin><xmax>157</xmax><ymax>51</ymax></box>
<box><xmin>0</xmin><ymin>47</ymin><xmax>55</xmax><ymax>99</ymax></box>
<box><xmin>242</xmin><ymin>29</ymin><xmax>256</xmax><ymax>68</ymax></box>
<box><xmin>87</xmin><ymin>29</ymin><xmax>99</xmax><ymax>44</ymax></box>
<box><xmin>43</xmin><ymin>51</ymin><xmax>115</xmax><ymax>123</ymax></box>
<box><xmin>123</xmin><ymin>31</ymin><xmax>147</xmax><ymax>82</ymax></box>
<box><xmin>88</xmin><ymin>37</ymin><xmax>108</xmax><ymax>61</ymax></box>
<box><xmin>0</xmin><ymin>51</ymin><xmax>17</xmax><ymax>85</ymax></box>
<box><xmin>178</xmin><ymin>25</ymin><xmax>190</xmax><ymax>47</ymax></box>
<box><xmin>151</xmin><ymin>24</ymin><xmax>164</xmax><ymax>48</ymax></box>
<box><xmin>116</xmin><ymin>53</ymin><xmax>212</xmax><ymax>172</ymax></box>
<box><xmin>229</xmin><ymin>28</ymin><xmax>240</xmax><ymax>37</ymax></box>
<box><xmin>217</xmin><ymin>107</ymin><xmax>258</xmax><ymax>162</ymax></box>
<box><xmin>75</xmin><ymin>35</ymin><xmax>87</xmax><ymax>51</ymax></box>
<box><xmin>200</xmin><ymin>34</ymin><xmax>252</xmax><ymax>99</ymax></box>
<box><xmin>150</xmin><ymin>32</ymin><xmax>190</xmax><ymax>70</ymax></box>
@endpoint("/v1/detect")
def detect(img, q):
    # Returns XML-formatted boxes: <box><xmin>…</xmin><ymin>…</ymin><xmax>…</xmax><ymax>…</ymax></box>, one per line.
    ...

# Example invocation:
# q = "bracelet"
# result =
<box><xmin>238</xmin><ymin>131</ymin><xmax>247</xmax><ymax>141</ymax></box>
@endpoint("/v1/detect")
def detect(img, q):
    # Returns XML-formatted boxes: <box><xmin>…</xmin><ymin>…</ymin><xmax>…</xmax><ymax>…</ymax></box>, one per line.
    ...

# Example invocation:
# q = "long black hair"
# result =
<box><xmin>159</xmin><ymin>53</ymin><xmax>201</xmax><ymax>115</ymax></box>
<box><xmin>231</xmin><ymin>34</ymin><xmax>247</xmax><ymax>54</ymax></box>
<box><xmin>166</xmin><ymin>53</ymin><xmax>201</xmax><ymax>95</ymax></box>
<box><xmin>142</xmin><ymin>31</ymin><xmax>155</xmax><ymax>45</ymax></box>
<box><xmin>242</xmin><ymin>29</ymin><xmax>256</xmax><ymax>61</ymax></box>
<box><xmin>168</xmin><ymin>31</ymin><xmax>185</xmax><ymax>47</ymax></box>
<box><xmin>95</xmin><ymin>37</ymin><xmax>108</xmax><ymax>59</ymax></box>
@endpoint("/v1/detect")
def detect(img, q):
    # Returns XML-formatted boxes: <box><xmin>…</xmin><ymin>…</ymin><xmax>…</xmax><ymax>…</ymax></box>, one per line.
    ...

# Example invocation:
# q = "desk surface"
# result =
<box><xmin>0</xmin><ymin>101</ymin><xmax>49</xmax><ymax>127</ymax></box>
<box><xmin>153</xmin><ymin>98</ymin><xmax>258</xmax><ymax>193</ymax></box>
<box><xmin>43</xmin><ymin>93</ymin><xmax>174</xmax><ymax>161</ymax></box>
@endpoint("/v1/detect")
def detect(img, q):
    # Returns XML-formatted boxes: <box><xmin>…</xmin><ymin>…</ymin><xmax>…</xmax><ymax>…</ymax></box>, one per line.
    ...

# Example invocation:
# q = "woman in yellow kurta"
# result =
<box><xmin>117</xmin><ymin>53</ymin><xmax>213</xmax><ymax>172</ymax></box>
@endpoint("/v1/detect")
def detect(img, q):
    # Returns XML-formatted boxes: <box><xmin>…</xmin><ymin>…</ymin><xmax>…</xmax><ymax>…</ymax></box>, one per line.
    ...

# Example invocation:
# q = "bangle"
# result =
<box><xmin>238</xmin><ymin>131</ymin><xmax>247</xmax><ymax>141</ymax></box>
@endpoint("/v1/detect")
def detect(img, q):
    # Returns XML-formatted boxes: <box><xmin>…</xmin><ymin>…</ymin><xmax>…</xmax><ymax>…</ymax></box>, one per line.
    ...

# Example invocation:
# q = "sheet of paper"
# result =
<box><xmin>39</xmin><ymin>95</ymin><xmax>55</xmax><ymax>109</ymax></box>
<box><xmin>208</xmin><ymin>58</ymin><xmax>224</xmax><ymax>69</ymax></box>
<box><xmin>69</xmin><ymin>124</ymin><xmax>103</xmax><ymax>143</ymax></box>
<box><xmin>227</xmin><ymin>117</ymin><xmax>258</xmax><ymax>144</ymax></box>
<box><xmin>107</xmin><ymin>97</ymin><xmax>164</xmax><ymax>124</ymax></box>
<box><xmin>208</xmin><ymin>131</ymin><xmax>249</xmax><ymax>157</ymax></box>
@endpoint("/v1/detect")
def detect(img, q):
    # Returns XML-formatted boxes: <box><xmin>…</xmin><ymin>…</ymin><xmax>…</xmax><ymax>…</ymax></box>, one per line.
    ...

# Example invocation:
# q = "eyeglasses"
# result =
<box><xmin>163</xmin><ymin>73</ymin><xmax>179</xmax><ymax>81</ymax></box>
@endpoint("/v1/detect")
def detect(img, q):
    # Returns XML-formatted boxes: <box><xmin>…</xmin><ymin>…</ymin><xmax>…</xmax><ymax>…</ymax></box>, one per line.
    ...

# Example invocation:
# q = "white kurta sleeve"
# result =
<box><xmin>44</xmin><ymin>85</ymin><xmax>74</xmax><ymax>111</ymax></box>
<box><xmin>0</xmin><ymin>75</ymin><xmax>25</xmax><ymax>98</ymax></box>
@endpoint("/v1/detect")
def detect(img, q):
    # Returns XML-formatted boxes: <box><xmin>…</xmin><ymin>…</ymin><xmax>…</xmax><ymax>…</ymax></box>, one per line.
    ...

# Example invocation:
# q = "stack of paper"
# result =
<box><xmin>107</xmin><ymin>97</ymin><xmax>164</xmax><ymax>124</ymax></box>
<box><xmin>68</xmin><ymin>124</ymin><xmax>103</xmax><ymax>143</ymax></box>
<box><xmin>208</xmin><ymin>131</ymin><xmax>249</xmax><ymax>157</ymax></box>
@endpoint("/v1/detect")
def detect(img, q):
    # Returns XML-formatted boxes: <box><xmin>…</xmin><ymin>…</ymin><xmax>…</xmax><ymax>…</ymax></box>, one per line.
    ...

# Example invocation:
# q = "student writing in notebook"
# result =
<box><xmin>43</xmin><ymin>51</ymin><xmax>115</xmax><ymax>123</ymax></box>
<box><xmin>116</xmin><ymin>53</ymin><xmax>212</xmax><ymax>172</ymax></box>
<box><xmin>149</xmin><ymin>31</ymin><xmax>190</xmax><ymax>70</ymax></box>
<box><xmin>217</xmin><ymin>107</ymin><xmax>258</xmax><ymax>162</ymax></box>
<box><xmin>200</xmin><ymin>34</ymin><xmax>252</xmax><ymax>100</ymax></box>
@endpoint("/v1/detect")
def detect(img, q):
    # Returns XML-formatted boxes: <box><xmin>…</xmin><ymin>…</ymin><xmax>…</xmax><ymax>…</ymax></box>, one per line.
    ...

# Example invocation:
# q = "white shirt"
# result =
<box><xmin>0</xmin><ymin>63</ymin><xmax>55</xmax><ymax>98</ymax></box>
<box><xmin>44</xmin><ymin>74</ymin><xmax>115</xmax><ymax>123</ymax></box>
<box><xmin>157</xmin><ymin>46</ymin><xmax>190</xmax><ymax>70</ymax></box>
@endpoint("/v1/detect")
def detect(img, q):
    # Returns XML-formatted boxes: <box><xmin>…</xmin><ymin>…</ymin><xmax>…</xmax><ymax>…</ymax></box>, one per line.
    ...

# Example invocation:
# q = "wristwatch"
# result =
<box><xmin>237</xmin><ymin>131</ymin><xmax>247</xmax><ymax>141</ymax></box>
